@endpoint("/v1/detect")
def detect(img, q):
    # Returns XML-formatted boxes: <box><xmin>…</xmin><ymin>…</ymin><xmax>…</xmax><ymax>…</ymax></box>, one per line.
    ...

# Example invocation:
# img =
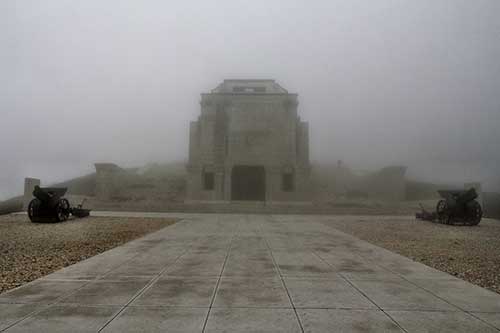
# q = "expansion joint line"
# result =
<box><xmin>310</xmin><ymin>251</ymin><xmax>409</xmax><ymax>333</ymax></box>
<box><xmin>260</xmin><ymin>215</ymin><xmax>305</xmax><ymax>333</ymax></box>
<box><xmin>201</xmin><ymin>216</ymin><xmax>236</xmax><ymax>333</ymax></box>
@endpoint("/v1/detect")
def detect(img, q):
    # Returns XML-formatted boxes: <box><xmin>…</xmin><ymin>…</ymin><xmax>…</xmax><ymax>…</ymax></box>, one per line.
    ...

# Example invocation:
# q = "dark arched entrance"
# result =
<box><xmin>231</xmin><ymin>166</ymin><xmax>266</xmax><ymax>201</ymax></box>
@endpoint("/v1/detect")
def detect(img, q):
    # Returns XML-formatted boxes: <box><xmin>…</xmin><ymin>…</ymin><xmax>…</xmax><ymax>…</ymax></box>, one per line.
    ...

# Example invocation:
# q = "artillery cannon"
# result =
<box><xmin>416</xmin><ymin>188</ymin><xmax>482</xmax><ymax>226</ymax></box>
<box><xmin>27</xmin><ymin>186</ymin><xmax>90</xmax><ymax>222</ymax></box>
<box><xmin>436</xmin><ymin>188</ymin><xmax>482</xmax><ymax>225</ymax></box>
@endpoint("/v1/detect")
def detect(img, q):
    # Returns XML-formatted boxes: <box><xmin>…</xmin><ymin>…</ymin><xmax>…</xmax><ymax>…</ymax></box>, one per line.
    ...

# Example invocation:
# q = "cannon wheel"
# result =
<box><xmin>465</xmin><ymin>200</ymin><xmax>482</xmax><ymax>226</ymax></box>
<box><xmin>436</xmin><ymin>200</ymin><xmax>450</xmax><ymax>224</ymax></box>
<box><xmin>56</xmin><ymin>198</ymin><xmax>70</xmax><ymax>222</ymax></box>
<box><xmin>27</xmin><ymin>198</ymin><xmax>40</xmax><ymax>222</ymax></box>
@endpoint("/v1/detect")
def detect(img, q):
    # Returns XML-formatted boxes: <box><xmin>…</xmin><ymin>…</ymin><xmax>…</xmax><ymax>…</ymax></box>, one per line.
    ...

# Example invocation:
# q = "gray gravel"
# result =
<box><xmin>0</xmin><ymin>214</ymin><xmax>176</xmax><ymax>293</ymax></box>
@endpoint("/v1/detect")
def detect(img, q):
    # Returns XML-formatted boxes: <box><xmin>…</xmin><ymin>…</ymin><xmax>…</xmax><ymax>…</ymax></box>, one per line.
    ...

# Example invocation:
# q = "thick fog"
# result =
<box><xmin>1</xmin><ymin>0</ymin><xmax>499</xmax><ymax>200</ymax></box>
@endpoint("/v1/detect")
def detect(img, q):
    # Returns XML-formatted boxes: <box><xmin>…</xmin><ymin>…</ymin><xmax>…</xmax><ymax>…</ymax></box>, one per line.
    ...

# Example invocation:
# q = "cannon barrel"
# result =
<box><xmin>32</xmin><ymin>186</ymin><xmax>67</xmax><ymax>204</ymax></box>
<box><xmin>33</xmin><ymin>185</ymin><xmax>68</xmax><ymax>202</ymax></box>
<box><xmin>438</xmin><ymin>188</ymin><xmax>477</xmax><ymax>203</ymax></box>
<box><xmin>456</xmin><ymin>188</ymin><xmax>478</xmax><ymax>205</ymax></box>
<box><xmin>33</xmin><ymin>186</ymin><xmax>51</xmax><ymax>203</ymax></box>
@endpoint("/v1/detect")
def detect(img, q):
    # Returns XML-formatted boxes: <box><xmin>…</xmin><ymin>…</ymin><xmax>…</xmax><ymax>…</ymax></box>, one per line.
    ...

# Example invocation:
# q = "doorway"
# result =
<box><xmin>231</xmin><ymin>166</ymin><xmax>266</xmax><ymax>201</ymax></box>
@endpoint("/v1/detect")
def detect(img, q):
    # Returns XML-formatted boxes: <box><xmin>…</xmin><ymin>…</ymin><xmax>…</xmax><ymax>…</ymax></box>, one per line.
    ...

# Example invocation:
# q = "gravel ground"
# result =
<box><xmin>324</xmin><ymin>216</ymin><xmax>500</xmax><ymax>294</ymax></box>
<box><xmin>0</xmin><ymin>214</ymin><xmax>176</xmax><ymax>294</ymax></box>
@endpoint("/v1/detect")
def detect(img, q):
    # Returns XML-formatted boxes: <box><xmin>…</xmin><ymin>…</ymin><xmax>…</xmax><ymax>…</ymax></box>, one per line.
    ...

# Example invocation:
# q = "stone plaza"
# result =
<box><xmin>1</xmin><ymin>212</ymin><xmax>499</xmax><ymax>332</ymax></box>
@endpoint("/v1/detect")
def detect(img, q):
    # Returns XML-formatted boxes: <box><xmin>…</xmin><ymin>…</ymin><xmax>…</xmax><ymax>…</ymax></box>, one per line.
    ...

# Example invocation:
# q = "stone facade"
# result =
<box><xmin>187</xmin><ymin>79</ymin><xmax>311</xmax><ymax>203</ymax></box>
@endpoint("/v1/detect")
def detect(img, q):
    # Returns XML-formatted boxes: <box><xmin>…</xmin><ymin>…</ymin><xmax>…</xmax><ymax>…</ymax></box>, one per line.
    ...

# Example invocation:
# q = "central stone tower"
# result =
<box><xmin>186</xmin><ymin>79</ymin><xmax>310</xmax><ymax>203</ymax></box>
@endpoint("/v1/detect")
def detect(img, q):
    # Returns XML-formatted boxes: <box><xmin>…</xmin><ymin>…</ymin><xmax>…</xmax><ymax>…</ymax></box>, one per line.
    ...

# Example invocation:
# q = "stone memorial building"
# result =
<box><xmin>187</xmin><ymin>79</ymin><xmax>310</xmax><ymax>203</ymax></box>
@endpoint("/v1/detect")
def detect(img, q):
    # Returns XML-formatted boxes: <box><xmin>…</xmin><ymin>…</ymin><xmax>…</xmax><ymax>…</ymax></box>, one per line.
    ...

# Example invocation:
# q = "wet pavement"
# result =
<box><xmin>1</xmin><ymin>213</ymin><xmax>499</xmax><ymax>332</ymax></box>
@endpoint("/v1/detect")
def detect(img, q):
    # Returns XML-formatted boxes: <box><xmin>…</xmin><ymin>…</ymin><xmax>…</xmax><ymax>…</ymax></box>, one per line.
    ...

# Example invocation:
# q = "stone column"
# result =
<box><xmin>224</xmin><ymin>167</ymin><xmax>232</xmax><ymax>201</ymax></box>
<box><xmin>215</xmin><ymin>172</ymin><xmax>225</xmax><ymax>201</ymax></box>
<box><xmin>23</xmin><ymin>178</ymin><xmax>40</xmax><ymax>210</ymax></box>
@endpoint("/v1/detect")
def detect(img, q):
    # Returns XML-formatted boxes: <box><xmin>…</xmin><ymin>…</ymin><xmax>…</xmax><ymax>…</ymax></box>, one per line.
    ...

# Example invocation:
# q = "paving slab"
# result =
<box><xmin>132</xmin><ymin>277</ymin><xmax>217</xmax><ymax>307</ymax></box>
<box><xmin>223</xmin><ymin>250</ymin><xmax>278</xmax><ymax>277</ymax></box>
<box><xmin>44</xmin><ymin>252</ymin><xmax>139</xmax><ymax>280</ymax></box>
<box><xmin>205</xmin><ymin>308</ymin><xmax>302</xmax><ymax>333</ymax></box>
<box><xmin>230</xmin><ymin>236</ymin><xmax>269</xmax><ymax>251</ymax></box>
<box><xmin>341</xmin><ymin>270</ymin><xmax>406</xmax><ymax>282</ymax></box>
<box><xmin>163</xmin><ymin>251</ymin><xmax>226</xmax><ymax>277</ymax></box>
<box><xmin>266</xmin><ymin>237</ymin><xmax>305</xmax><ymax>251</ymax></box>
<box><xmin>102</xmin><ymin>251</ymin><xmax>184</xmax><ymax>278</ymax></box>
<box><xmin>0</xmin><ymin>304</ymin><xmax>42</xmax><ymax>331</ymax></box>
<box><xmin>272</xmin><ymin>251</ymin><xmax>334</xmax><ymax>277</ymax></box>
<box><xmin>379</xmin><ymin>259</ymin><xmax>458</xmax><ymax>280</ymax></box>
<box><xmin>412</xmin><ymin>278</ymin><xmax>500</xmax><ymax>312</ymax></box>
<box><xmin>2</xmin><ymin>212</ymin><xmax>500</xmax><ymax>332</ymax></box>
<box><xmin>298</xmin><ymin>309</ymin><xmax>403</xmax><ymax>332</ymax></box>
<box><xmin>101</xmin><ymin>306</ymin><xmax>208</xmax><ymax>332</ymax></box>
<box><xmin>473</xmin><ymin>312</ymin><xmax>500</xmax><ymax>330</ymax></box>
<box><xmin>0</xmin><ymin>280</ymin><xmax>87</xmax><ymax>304</ymax></box>
<box><xmin>58</xmin><ymin>280</ymin><xmax>149</xmax><ymax>306</ymax></box>
<box><xmin>284</xmin><ymin>277</ymin><xmax>376</xmax><ymax>309</ymax></box>
<box><xmin>388</xmin><ymin>310</ymin><xmax>499</xmax><ymax>332</ymax></box>
<box><xmin>213</xmin><ymin>277</ymin><xmax>291</xmax><ymax>308</ymax></box>
<box><xmin>350</xmin><ymin>279</ymin><xmax>457</xmax><ymax>311</ymax></box>
<box><xmin>315</xmin><ymin>251</ymin><xmax>388</xmax><ymax>275</ymax></box>
<box><xmin>5</xmin><ymin>305</ymin><xmax>119</xmax><ymax>333</ymax></box>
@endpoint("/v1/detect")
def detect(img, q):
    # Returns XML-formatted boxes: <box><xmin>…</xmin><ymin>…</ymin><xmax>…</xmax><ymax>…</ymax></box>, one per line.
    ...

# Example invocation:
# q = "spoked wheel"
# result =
<box><xmin>56</xmin><ymin>198</ymin><xmax>71</xmax><ymax>222</ymax></box>
<box><xmin>436</xmin><ymin>200</ymin><xmax>450</xmax><ymax>224</ymax></box>
<box><xmin>27</xmin><ymin>198</ymin><xmax>40</xmax><ymax>222</ymax></box>
<box><xmin>465</xmin><ymin>200</ymin><xmax>482</xmax><ymax>226</ymax></box>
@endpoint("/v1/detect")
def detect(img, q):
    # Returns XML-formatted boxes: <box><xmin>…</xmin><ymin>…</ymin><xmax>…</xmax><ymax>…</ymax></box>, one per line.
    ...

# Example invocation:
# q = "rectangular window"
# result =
<box><xmin>203</xmin><ymin>172</ymin><xmax>215</xmax><ymax>190</ymax></box>
<box><xmin>282</xmin><ymin>173</ymin><xmax>294</xmax><ymax>192</ymax></box>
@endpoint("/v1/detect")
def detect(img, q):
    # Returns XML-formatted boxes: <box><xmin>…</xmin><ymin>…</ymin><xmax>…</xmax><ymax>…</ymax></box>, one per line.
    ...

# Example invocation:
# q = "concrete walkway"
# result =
<box><xmin>1</xmin><ymin>213</ymin><xmax>499</xmax><ymax>332</ymax></box>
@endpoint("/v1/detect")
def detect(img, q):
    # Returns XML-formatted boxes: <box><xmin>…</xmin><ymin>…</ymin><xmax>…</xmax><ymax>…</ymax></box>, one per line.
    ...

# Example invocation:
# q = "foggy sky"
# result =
<box><xmin>1</xmin><ymin>0</ymin><xmax>499</xmax><ymax>200</ymax></box>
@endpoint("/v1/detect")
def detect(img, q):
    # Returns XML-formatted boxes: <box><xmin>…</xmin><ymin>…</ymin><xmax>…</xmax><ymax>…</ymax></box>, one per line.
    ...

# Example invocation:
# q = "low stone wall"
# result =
<box><xmin>0</xmin><ymin>196</ymin><xmax>22</xmax><ymax>215</ymax></box>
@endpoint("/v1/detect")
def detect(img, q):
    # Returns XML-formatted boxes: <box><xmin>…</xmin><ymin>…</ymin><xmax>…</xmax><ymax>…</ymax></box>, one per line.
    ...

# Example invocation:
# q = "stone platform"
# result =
<box><xmin>1</xmin><ymin>213</ymin><xmax>499</xmax><ymax>332</ymax></box>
